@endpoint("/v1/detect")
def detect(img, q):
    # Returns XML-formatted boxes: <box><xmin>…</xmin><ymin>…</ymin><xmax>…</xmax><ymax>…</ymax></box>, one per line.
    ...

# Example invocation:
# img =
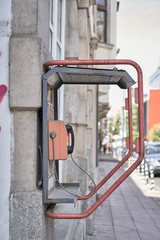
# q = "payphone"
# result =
<box><xmin>41</xmin><ymin>59</ymin><xmax>144</xmax><ymax>219</ymax></box>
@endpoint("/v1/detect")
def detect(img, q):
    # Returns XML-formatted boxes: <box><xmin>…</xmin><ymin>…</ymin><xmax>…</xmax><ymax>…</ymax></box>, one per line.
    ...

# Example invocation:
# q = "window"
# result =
<box><xmin>49</xmin><ymin>0</ymin><xmax>66</xmax><ymax>181</ymax></box>
<box><xmin>49</xmin><ymin>0</ymin><xmax>66</xmax><ymax>60</ymax></box>
<box><xmin>97</xmin><ymin>0</ymin><xmax>108</xmax><ymax>43</ymax></box>
<box><xmin>49</xmin><ymin>0</ymin><xmax>66</xmax><ymax>121</ymax></box>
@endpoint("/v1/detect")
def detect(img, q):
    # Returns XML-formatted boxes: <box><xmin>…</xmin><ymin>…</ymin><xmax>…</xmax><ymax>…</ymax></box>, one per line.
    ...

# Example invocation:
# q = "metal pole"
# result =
<box><xmin>149</xmin><ymin>166</ymin><xmax>154</xmax><ymax>190</ymax></box>
<box><xmin>145</xmin><ymin>163</ymin><xmax>149</xmax><ymax>184</ymax></box>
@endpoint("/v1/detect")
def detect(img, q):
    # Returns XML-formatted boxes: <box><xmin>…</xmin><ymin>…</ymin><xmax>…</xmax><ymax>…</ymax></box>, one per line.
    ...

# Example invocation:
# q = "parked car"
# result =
<box><xmin>144</xmin><ymin>142</ymin><xmax>160</xmax><ymax>176</ymax></box>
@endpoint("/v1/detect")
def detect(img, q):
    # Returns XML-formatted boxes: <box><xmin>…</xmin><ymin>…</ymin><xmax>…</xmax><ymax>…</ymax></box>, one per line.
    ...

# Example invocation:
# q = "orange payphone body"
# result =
<box><xmin>48</xmin><ymin>121</ymin><xmax>74</xmax><ymax>160</ymax></box>
<box><xmin>48</xmin><ymin>121</ymin><xmax>68</xmax><ymax>160</ymax></box>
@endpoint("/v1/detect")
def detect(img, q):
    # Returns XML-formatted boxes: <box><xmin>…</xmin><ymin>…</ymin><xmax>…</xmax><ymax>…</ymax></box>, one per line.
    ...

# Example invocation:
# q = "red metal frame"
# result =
<box><xmin>78</xmin><ymin>87</ymin><xmax>133</xmax><ymax>200</ymax></box>
<box><xmin>44</xmin><ymin>59</ymin><xmax>144</xmax><ymax>219</ymax></box>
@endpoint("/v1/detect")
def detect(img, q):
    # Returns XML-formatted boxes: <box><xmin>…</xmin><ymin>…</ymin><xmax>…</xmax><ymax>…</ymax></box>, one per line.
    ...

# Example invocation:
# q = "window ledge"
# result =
<box><xmin>98</xmin><ymin>42</ymin><xmax>114</xmax><ymax>49</ymax></box>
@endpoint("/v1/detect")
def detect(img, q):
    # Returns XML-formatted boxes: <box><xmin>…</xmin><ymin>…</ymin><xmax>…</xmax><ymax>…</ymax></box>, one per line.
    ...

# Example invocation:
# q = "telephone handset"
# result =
<box><xmin>66</xmin><ymin>124</ymin><xmax>74</xmax><ymax>154</ymax></box>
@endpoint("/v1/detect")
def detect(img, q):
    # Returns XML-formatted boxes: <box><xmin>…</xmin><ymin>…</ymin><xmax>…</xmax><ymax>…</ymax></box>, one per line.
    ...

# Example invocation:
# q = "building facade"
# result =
<box><xmin>149</xmin><ymin>66</ymin><xmax>160</xmax><ymax>89</ymax></box>
<box><xmin>0</xmin><ymin>0</ymin><xmax>118</xmax><ymax>239</ymax></box>
<box><xmin>144</xmin><ymin>66</ymin><xmax>160</xmax><ymax>135</ymax></box>
<box><xmin>148</xmin><ymin>89</ymin><xmax>160</xmax><ymax>132</ymax></box>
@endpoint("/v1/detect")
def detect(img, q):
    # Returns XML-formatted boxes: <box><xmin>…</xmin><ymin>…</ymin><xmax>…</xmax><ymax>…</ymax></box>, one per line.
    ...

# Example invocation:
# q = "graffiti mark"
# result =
<box><xmin>0</xmin><ymin>84</ymin><xmax>7</xmax><ymax>103</ymax></box>
<box><xmin>0</xmin><ymin>51</ymin><xmax>1</xmax><ymax>57</ymax></box>
<box><xmin>0</xmin><ymin>126</ymin><xmax>1</xmax><ymax>132</ymax></box>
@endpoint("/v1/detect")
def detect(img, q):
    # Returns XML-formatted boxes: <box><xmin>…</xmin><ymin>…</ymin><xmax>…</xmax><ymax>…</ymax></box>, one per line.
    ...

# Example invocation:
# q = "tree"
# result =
<box><xmin>149</xmin><ymin>124</ymin><xmax>160</xmax><ymax>141</ymax></box>
<box><xmin>113</xmin><ymin>114</ymin><xmax>120</xmax><ymax>135</ymax></box>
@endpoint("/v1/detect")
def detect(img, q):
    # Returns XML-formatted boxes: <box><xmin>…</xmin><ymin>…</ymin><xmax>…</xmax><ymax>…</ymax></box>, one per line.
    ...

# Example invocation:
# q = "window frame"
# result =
<box><xmin>97</xmin><ymin>0</ymin><xmax>108</xmax><ymax>43</ymax></box>
<box><xmin>49</xmin><ymin>0</ymin><xmax>66</xmax><ymax>182</ymax></box>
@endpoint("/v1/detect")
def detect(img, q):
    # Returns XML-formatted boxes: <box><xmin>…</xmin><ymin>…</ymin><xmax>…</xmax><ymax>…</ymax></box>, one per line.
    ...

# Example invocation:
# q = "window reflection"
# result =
<box><xmin>97</xmin><ymin>0</ymin><xmax>107</xmax><ymax>43</ymax></box>
<box><xmin>49</xmin><ymin>29</ymin><xmax>53</xmax><ymax>54</ymax></box>
<box><xmin>50</xmin><ymin>0</ymin><xmax>53</xmax><ymax>25</ymax></box>
<box><xmin>57</xmin><ymin>0</ymin><xmax>62</xmax><ymax>41</ymax></box>
<box><xmin>56</xmin><ymin>44</ymin><xmax>61</xmax><ymax>60</ymax></box>
<box><xmin>97</xmin><ymin>0</ymin><xmax>105</xmax><ymax>6</ymax></box>
<box><xmin>97</xmin><ymin>10</ymin><xmax>105</xmax><ymax>43</ymax></box>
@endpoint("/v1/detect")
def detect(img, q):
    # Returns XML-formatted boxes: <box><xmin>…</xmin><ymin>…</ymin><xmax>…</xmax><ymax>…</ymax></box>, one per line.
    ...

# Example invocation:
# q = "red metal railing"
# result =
<box><xmin>45</xmin><ymin>59</ymin><xmax>144</xmax><ymax>219</ymax></box>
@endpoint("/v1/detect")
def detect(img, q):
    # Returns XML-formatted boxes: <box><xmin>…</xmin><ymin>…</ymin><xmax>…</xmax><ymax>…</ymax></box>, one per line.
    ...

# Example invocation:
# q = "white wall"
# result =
<box><xmin>0</xmin><ymin>1</ymin><xmax>11</xmax><ymax>239</ymax></box>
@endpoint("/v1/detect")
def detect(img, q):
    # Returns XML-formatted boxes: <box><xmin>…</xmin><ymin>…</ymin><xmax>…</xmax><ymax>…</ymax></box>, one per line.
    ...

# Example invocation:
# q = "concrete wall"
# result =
<box><xmin>62</xmin><ymin>1</ymin><xmax>98</xmax><ymax>236</ymax></box>
<box><xmin>63</xmin><ymin>0</ymin><xmax>97</xmax><ymax>187</ymax></box>
<box><xmin>7</xmin><ymin>0</ymin><xmax>117</xmax><ymax>239</ymax></box>
<box><xmin>9</xmin><ymin>0</ymin><xmax>48</xmax><ymax>239</ymax></box>
<box><xmin>9</xmin><ymin>0</ymin><xmax>96</xmax><ymax>239</ymax></box>
<box><xmin>94</xmin><ymin>0</ymin><xmax>118</xmax><ymax>151</ymax></box>
<box><xmin>0</xmin><ymin>1</ymin><xmax>11</xmax><ymax>239</ymax></box>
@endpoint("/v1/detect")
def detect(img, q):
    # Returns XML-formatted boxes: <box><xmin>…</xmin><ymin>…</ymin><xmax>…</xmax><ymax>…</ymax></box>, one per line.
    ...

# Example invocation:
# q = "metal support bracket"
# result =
<box><xmin>42</xmin><ymin>59</ymin><xmax>144</xmax><ymax>219</ymax></box>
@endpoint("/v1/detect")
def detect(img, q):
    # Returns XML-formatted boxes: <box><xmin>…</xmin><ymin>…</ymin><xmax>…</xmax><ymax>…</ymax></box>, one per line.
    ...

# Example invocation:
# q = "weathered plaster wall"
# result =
<box><xmin>9</xmin><ymin>0</ymin><xmax>46</xmax><ymax>239</ymax></box>
<box><xmin>0</xmin><ymin>1</ymin><xmax>11</xmax><ymax>239</ymax></box>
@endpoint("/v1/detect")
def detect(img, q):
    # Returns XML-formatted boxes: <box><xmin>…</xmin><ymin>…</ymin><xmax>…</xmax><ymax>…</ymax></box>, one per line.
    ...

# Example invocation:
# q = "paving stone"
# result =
<box><xmin>86</xmin><ymin>154</ymin><xmax>160</xmax><ymax>240</ymax></box>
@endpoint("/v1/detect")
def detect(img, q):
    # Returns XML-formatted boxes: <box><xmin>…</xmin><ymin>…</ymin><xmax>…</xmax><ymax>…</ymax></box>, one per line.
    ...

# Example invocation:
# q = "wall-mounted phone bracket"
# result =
<box><xmin>42</xmin><ymin>60</ymin><xmax>144</xmax><ymax>215</ymax></box>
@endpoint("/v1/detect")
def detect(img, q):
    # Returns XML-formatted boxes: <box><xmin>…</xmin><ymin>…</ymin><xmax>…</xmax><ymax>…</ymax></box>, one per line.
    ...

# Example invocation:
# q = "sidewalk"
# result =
<box><xmin>86</xmin><ymin>154</ymin><xmax>160</xmax><ymax>240</ymax></box>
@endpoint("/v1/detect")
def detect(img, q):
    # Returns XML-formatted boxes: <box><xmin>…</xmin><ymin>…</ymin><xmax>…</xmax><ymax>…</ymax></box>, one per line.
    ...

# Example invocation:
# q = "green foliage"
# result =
<box><xmin>149</xmin><ymin>124</ymin><xmax>160</xmax><ymax>141</ymax></box>
<box><xmin>113</xmin><ymin>114</ymin><xmax>120</xmax><ymax>134</ymax></box>
<box><xmin>106</xmin><ymin>117</ymin><xmax>113</xmax><ymax>133</ymax></box>
<box><xmin>126</xmin><ymin>104</ymin><xmax>139</xmax><ymax>144</ymax></box>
